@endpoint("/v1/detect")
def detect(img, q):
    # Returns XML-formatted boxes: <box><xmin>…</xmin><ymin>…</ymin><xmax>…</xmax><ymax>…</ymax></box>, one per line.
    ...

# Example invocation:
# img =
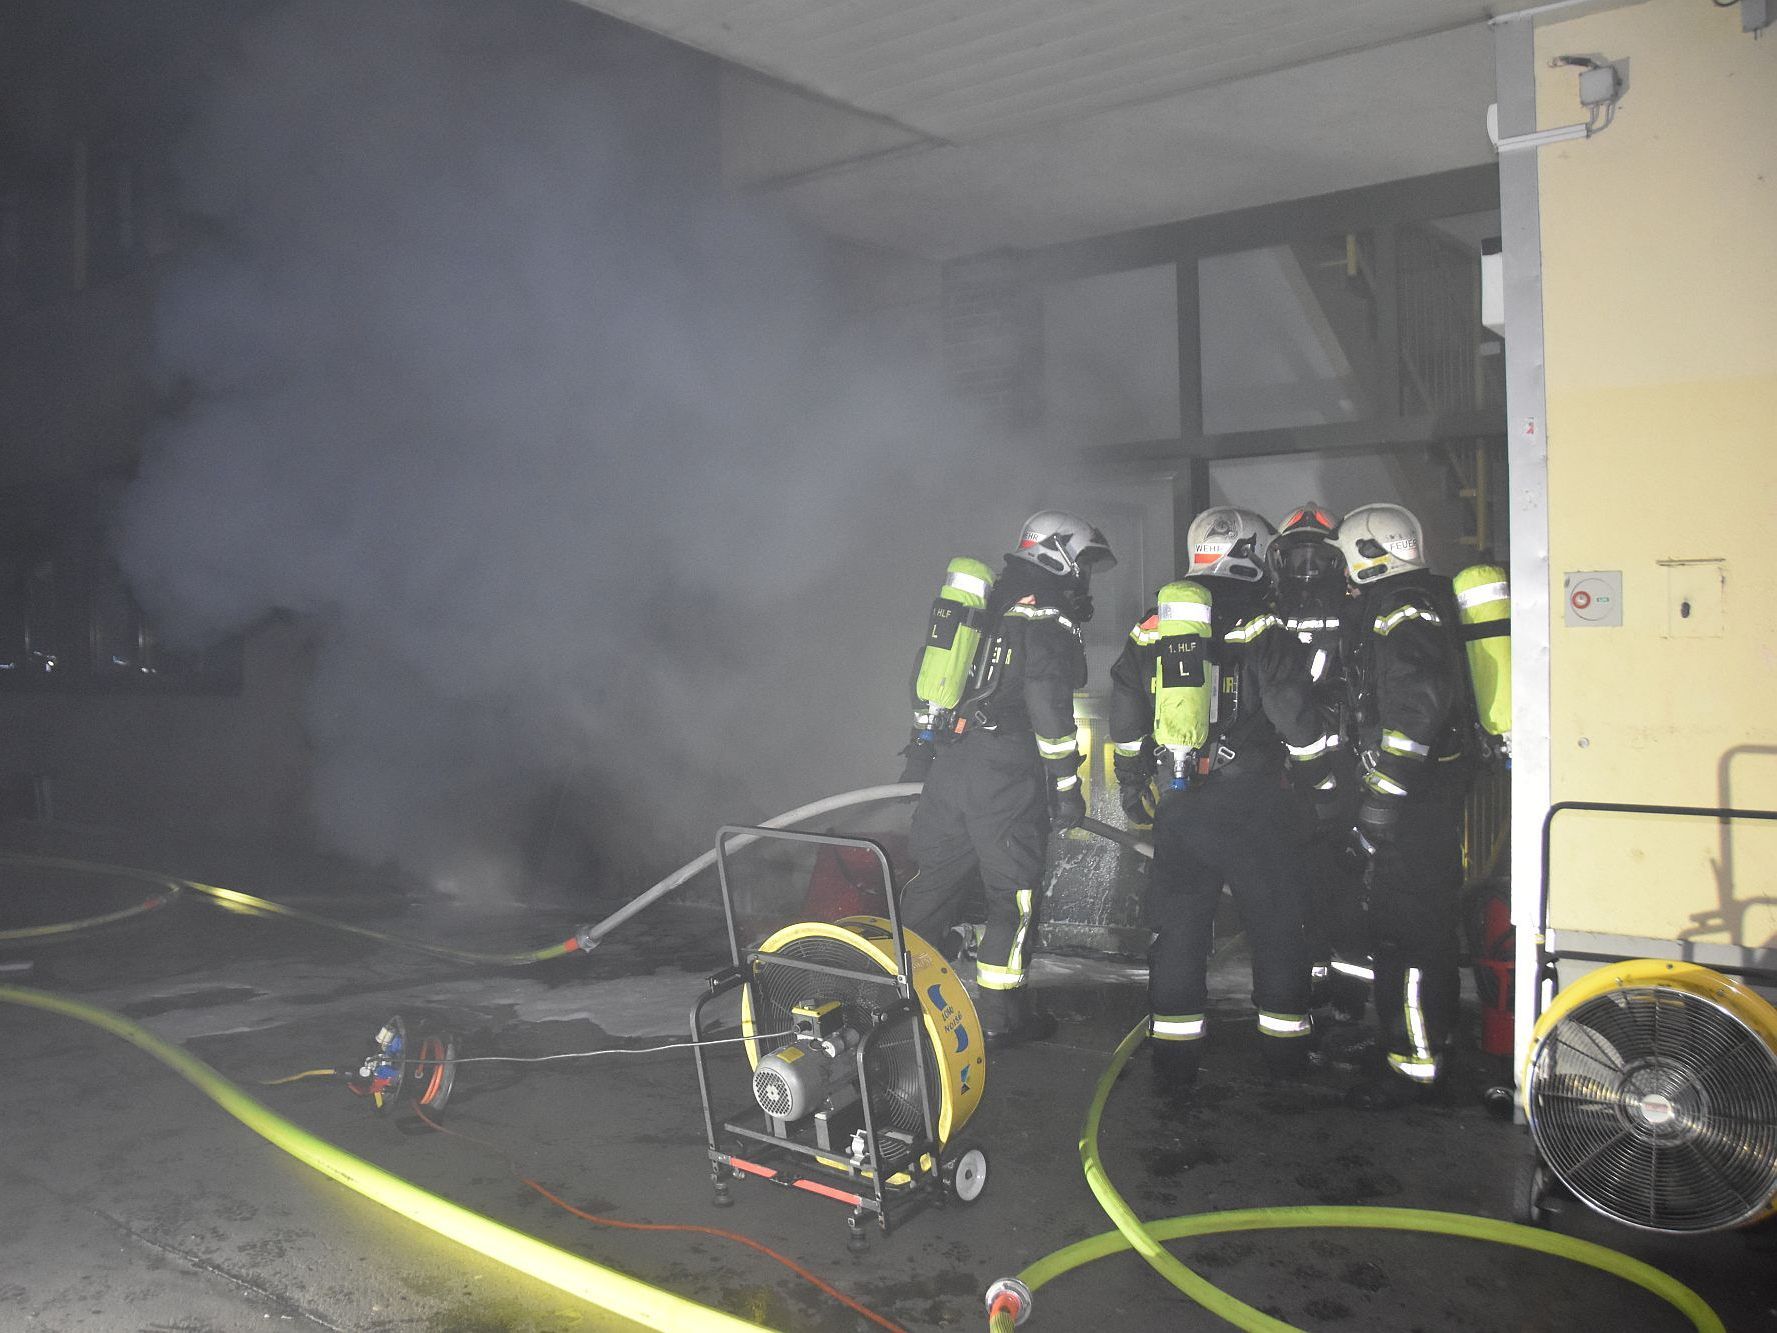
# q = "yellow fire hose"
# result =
<box><xmin>0</xmin><ymin>852</ymin><xmax>583</xmax><ymax>962</ymax></box>
<box><xmin>0</xmin><ymin>856</ymin><xmax>186</xmax><ymax>942</ymax></box>
<box><xmin>984</xmin><ymin>1018</ymin><xmax>1725</xmax><ymax>1333</ymax></box>
<box><xmin>0</xmin><ymin>983</ymin><xmax>761</xmax><ymax>1332</ymax></box>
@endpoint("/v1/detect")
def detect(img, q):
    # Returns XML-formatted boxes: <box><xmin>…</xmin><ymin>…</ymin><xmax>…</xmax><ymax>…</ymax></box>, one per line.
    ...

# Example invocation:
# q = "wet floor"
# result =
<box><xmin>1</xmin><ymin>829</ymin><xmax>1772</xmax><ymax>1332</ymax></box>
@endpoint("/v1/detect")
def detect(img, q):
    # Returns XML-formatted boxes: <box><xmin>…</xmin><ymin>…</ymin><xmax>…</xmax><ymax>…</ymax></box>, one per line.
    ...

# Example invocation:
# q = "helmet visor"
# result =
<box><xmin>1276</xmin><ymin>540</ymin><xmax>1342</xmax><ymax>583</ymax></box>
<box><xmin>1078</xmin><ymin>530</ymin><xmax>1117</xmax><ymax>575</ymax></box>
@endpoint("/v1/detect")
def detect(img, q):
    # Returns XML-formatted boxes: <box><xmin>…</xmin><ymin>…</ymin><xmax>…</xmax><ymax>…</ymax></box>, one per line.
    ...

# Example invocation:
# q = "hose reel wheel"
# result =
<box><xmin>1523</xmin><ymin>959</ymin><xmax>1777</xmax><ymax>1233</ymax></box>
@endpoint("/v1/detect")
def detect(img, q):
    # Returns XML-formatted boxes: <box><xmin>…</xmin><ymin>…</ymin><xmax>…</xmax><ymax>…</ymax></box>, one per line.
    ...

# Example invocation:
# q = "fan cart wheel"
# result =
<box><xmin>1514</xmin><ymin>1149</ymin><xmax>1555</xmax><ymax>1228</ymax></box>
<box><xmin>944</xmin><ymin>1144</ymin><xmax>988</xmax><ymax>1204</ymax></box>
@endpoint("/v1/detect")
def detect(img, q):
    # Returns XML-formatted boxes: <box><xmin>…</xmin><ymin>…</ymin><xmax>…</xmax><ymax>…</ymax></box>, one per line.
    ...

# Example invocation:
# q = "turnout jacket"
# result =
<box><xmin>1108</xmin><ymin>578</ymin><xmax>1328</xmax><ymax>786</ymax></box>
<box><xmin>951</xmin><ymin>558</ymin><xmax>1090</xmax><ymax>784</ymax></box>
<box><xmin>1344</xmin><ymin>570</ymin><xmax>1467</xmax><ymax>805</ymax></box>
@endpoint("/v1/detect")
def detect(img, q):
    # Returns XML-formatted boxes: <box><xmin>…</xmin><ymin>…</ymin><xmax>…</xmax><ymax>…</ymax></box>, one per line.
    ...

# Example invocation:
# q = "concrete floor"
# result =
<box><xmin>1</xmin><ymin>831</ymin><xmax>1772</xmax><ymax>1333</ymax></box>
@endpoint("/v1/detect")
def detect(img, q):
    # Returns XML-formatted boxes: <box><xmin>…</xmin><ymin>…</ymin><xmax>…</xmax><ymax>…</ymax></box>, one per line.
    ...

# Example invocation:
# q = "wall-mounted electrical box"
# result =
<box><xmin>1660</xmin><ymin>559</ymin><xmax>1725</xmax><ymax>638</ymax></box>
<box><xmin>1564</xmin><ymin>571</ymin><xmax>1622</xmax><ymax>627</ymax></box>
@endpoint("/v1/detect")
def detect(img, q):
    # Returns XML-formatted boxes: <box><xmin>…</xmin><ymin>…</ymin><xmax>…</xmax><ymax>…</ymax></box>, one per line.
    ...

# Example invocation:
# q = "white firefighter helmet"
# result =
<box><xmin>1009</xmin><ymin>511</ymin><xmax>1117</xmax><ymax>580</ymax></box>
<box><xmin>1185</xmin><ymin>507</ymin><xmax>1275</xmax><ymax>584</ymax></box>
<box><xmin>1337</xmin><ymin>503</ymin><xmax>1426</xmax><ymax>582</ymax></box>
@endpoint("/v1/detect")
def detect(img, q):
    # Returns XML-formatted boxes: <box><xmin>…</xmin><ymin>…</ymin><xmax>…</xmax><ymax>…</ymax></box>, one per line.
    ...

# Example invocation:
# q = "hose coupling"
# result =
<box><xmin>573</xmin><ymin>924</ymin><xmax>601</xmax><ymax>953</ymax></box>
<box><xmin>984</xmin><ymin>1277</ymin><xmax>1032</xmax><ymax>1326</ymax></box>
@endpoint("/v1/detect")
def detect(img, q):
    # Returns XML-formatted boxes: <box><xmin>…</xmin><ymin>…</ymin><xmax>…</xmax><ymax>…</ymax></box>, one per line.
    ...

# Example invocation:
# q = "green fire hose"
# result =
<box><xmin>984</xmin><ymin>1018</ymin><xmax>1725</xmax><ymax>1332</ymax></box>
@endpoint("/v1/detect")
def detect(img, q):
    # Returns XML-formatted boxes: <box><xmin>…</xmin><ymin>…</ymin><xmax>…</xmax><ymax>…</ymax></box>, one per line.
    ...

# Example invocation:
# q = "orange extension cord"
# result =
<box><xmin>412</xmin><ymin>1105</ymin><xmax>909</xmax><ymax>1333</ymax></box>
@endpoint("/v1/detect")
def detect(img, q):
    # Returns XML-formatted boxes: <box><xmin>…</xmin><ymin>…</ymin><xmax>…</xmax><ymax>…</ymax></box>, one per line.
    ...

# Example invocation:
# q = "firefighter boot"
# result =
<box><xmin>1150</xmin><ymin>1041</ymin><xmax>1201</xmax><ymax>1104</ymax></box>
<box><xmin>980</xmin><ymin>988</ymin><xmax>1058</xmax><ymax>1050</ymax></box>
<box><xmin>1260</xmin><ymin>1032</ymin><xmax>1315</xmax><ymax>1079</ymax></box>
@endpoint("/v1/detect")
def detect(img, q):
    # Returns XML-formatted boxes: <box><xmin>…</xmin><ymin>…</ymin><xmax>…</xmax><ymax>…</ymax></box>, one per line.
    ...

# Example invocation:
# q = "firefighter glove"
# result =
<box><xmin>1355</xmin><ymin>792</ymin><xmax>1403</xmax><ymax>844</ymax></box>
<box><xmin>1050</xmin><ymin>778</ymin><xmax>1087</xmax><ymax>830</ymax></box>
<box><xmin>1118</xmin><ymin>778</ymin><xmax>1157</xmax><ymax>829</ymax></box>
<box><xmin>898</xmin><ymin>736</ymin><xmax>935</xmax><ymax>784</ymax></box>
<box><xmin>1112</xmin><ymin>750</ymin><xmax>1150</xmax><ymax>787</ymax></box>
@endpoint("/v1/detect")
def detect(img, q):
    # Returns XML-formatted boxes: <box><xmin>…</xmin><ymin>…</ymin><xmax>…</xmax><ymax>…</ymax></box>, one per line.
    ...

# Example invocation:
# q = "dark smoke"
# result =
<box><xmin>116</xmin><ymin>1</ymin><xmax>1059</xmax><ymax>896</ymax></box>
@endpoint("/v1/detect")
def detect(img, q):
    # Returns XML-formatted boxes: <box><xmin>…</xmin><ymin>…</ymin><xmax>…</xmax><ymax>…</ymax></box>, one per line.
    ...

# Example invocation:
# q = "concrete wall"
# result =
<box><xmin>1534</xmin><ymin>0</ymin><xmax>1777</xmax><ymax>947</ymax></box>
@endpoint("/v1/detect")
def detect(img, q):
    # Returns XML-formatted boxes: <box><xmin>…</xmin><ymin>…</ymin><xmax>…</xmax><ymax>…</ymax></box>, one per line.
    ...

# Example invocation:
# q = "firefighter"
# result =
<box><xmin>1270</xmin><ymin>503</ymin><xmax>1371</xmax><ymax>1020</ymax></box>
<box><xmin>1110</xmin><ymin>507</ymin><xmax>1333</xmax><ymax>1097</ymax></box>
<box><xmin>1334</xmin><ymin>502</ymin><xmax>1474</xmax><ymax>1109</ymax></box>
<box><xmin>897</xmin><ymin>511</ymin><xmax>1115</xmax><ymax>1048</ymax></box>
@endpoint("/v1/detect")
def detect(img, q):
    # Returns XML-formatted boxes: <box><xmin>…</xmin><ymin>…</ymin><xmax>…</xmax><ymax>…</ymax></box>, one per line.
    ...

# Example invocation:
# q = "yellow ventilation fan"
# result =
<box><xmin>1522</xmin><ymin>958</ymin><xmax>1777</xmax><ymax>1233</ymax></box>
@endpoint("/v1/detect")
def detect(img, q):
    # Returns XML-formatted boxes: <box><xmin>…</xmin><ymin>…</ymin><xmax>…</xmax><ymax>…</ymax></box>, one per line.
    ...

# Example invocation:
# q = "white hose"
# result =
<box><xmin>577</xmin><ymin>783</ymin><xmax>925</xmax><ymax>948</ymax></box>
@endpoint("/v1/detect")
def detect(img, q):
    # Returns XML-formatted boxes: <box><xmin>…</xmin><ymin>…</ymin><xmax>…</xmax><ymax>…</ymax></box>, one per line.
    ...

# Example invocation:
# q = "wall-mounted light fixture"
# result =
<box><xmin>1486</xmin><ymin>53</ymin><xmax>1626</xmax><ymax>154</ymax></box>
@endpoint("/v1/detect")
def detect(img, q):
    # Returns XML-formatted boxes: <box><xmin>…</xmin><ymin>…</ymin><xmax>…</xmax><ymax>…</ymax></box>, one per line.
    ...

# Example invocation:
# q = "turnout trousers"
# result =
<box><xmin>1146</xmin><ymin>765</ymin><xmax>1313</xmax><ymax>1051</ymax></box>
<box><xmin>1367</xmin><ymin>757</ymin><xmax>1471</xmax><ymax>1084</ymax></box>
<box><xmin>901</xmin><ymin>730</ymin><xmax>1049</xmax><ymax>1030</ymax></box>
<box><xmin>1299</xmin><ymin>750</ymin><xmax>1372</xmax><ymax>998</ymax></box>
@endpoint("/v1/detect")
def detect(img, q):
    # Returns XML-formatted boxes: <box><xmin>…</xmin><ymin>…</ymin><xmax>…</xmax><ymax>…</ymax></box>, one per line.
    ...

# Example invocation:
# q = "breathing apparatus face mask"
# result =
<box><xmin>1071</xmin><ymin>568</ymin><xmax>1096</xmax><ymax>623</ymax></box>
<box><xmin>1272</xmin><ymin>538</ymin><xmax>1346</xmax><ymax>616</ymax></box>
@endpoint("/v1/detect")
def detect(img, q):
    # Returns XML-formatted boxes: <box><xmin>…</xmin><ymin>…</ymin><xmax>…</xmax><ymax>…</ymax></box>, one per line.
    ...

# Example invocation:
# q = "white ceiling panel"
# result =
<box><xmin>769</xmin><ymin>24</ymin><xmax>1501</xmax><ymax>258</ymax></box>
<box><xmin>571</xmin><ymin>1</ymin><xmax>1517</xmax><ymax>257</ymax></box>
<box><xmin>578</xmin><ymin>0</ymin><xmax>1520</xmax><ymax>142</ymax></box>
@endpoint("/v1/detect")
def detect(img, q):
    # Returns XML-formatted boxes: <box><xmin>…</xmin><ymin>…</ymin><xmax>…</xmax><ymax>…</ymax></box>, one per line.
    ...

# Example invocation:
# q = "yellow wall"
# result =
<box><xmin>1536</xmin><ymin>0</ymin><xmax>1777</xmax><ymax>947</ymax></box>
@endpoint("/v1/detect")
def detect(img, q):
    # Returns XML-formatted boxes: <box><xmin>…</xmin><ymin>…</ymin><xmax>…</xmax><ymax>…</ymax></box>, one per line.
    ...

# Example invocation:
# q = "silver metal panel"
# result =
<box><xmin>1546</xmin><ymin>930</ymin><xmax>1777</xmax><ymax>981</ymax></box>
<box><xmin>1493</xmin><ymin>14</ymin><xmax>1552</xmax><ymax>1083</ymax></box>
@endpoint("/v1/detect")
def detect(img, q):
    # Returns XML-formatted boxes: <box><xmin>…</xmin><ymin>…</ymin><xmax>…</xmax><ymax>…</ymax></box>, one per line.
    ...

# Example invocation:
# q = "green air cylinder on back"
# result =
<box><xmin>1454</xmin><ymin>564</ymin><xmax>1512</xmax><ymax>741</ymax></box>
<box><xmin>915</xmin><ymin>558</ymin><xmax>996</xmax><ymax>714</ymax></box>
<box><xmin>1152</xmin><ymin>580</ymin><xmax>1214</xmax><ymax>756</ymax></box>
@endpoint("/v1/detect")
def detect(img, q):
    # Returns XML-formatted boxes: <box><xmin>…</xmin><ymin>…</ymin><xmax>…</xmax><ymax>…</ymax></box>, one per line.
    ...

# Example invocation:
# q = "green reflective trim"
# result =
<box><xmin>1037</xmin><ymin>734</ymin><xmax>1079</xmax><ymax>758</ymax></box>
<box><xmin>1381</xmin><ymin>729</ymin><xmax>1430</xmax><ymax>757</ymax></box>
<box><xmin>1404</xmin><ymin>966</ymin><xmax>1432</xmax><ymax>1062</ymax></box>
<box><xmin>1113</xmin><ymin>739</ymin><xmax>1145</xmax><ymax>757</ymax></box>
<box><xmin>1374</xmin><ymin>604</ymin><xmax>1443</xmax><ymax>635</ymax></box>
<box><xmin>1365</xmin><ymin>770</ymin><xmax>1409</xmax><ymax>797</ymax></box>
<box><xmin>1388</xmin><ymin>1052</ymin><xmax>1440</xmax><ymax>1082</ymax></box>
<box><xmin>1150</xmin><ymin>1015</ymin><xmax>1205</xmax><ymax>1041</ymax></box>
<box><xmin>1257</xmin><ymin>1012</ymin><xmax>1313</xmax><ymax>1037</ymax></box>
<box><xmin>1224</xmin><ymin>614</ymin><xmax>1280</xmax><ymax>644</ymax></box>
<box><xmin>1005</xmin><ymin>605</ymin><xmax>1078</xmax><ymax>634</ymax></box>
<box><xmin>976</xmin><ymin>961</ymin><xmax>1025</xmax><ymax>991</ymax></box>
<box><xmin>1007</xmin><ymin>887</ymin><xmax>1035</xmax><ymax>977</ymax></box>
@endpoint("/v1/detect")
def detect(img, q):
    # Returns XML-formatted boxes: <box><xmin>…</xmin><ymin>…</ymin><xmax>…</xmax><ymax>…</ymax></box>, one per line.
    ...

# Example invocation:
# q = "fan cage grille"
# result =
<box><xmin>749</xmin><ymin>934</ymin><xmax>937</xmax><ymax>1169</ymax></box>
<box><xmin>1527</xmin><ymin>984</ymin><xmax>1777</xmax><ymax>1232</ymax></box>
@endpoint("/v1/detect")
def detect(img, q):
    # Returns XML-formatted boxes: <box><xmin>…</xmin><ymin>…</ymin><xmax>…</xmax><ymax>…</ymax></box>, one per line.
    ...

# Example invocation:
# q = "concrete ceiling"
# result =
<box><xmin>573</xmin><ymin>1</ymin><xmax>1529</xmax><ymax>258</ymax></box>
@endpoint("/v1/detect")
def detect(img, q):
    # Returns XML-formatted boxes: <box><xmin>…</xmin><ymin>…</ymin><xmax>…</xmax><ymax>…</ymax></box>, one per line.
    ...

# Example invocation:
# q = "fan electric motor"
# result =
<box><xmin>742</xmin><ymin>916</ymin><xmax>985</xmax><ymax>1153</ymax></box>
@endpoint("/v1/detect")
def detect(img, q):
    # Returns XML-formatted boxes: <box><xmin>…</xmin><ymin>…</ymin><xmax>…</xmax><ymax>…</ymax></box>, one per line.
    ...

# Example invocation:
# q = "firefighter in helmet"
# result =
<box><xmin>1109</xmin><ymin>507</ymin><xmax>1332</xmax><ymax>1097</ymax></box>
<box><xmin>898</xmin><ymin>511</ymin><xmax>1115</xmax><ymax>1047</ymax></box>
<box><xmin>1334</xmin><ymin>503</ymin><xmax>1474</xmax><ymax>1108</ymax></box>
<box><xmin>1270</xmin><ymin>503</ymin><xmax>1371</xmax><ymax>1020</ymax></box>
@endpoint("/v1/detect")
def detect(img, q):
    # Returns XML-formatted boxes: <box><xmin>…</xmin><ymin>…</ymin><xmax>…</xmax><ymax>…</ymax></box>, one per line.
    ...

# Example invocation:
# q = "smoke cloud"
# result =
<box><xmin>116</xmin><ymin>0</ymin><xmax>1062</xmax><ymax>897</ymax></box>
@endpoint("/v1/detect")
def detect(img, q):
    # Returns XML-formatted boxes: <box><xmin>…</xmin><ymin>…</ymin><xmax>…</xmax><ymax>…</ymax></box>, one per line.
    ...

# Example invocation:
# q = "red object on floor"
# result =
<box><xmin>802</xmin><ymin>835</ymin><xmax>909</xmax><ymax>921</ymax></box>
<box><xmin>1475</xmin><ymin>889</ymin><xmax>1515</xmax><ymax>1057</ymax></box>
